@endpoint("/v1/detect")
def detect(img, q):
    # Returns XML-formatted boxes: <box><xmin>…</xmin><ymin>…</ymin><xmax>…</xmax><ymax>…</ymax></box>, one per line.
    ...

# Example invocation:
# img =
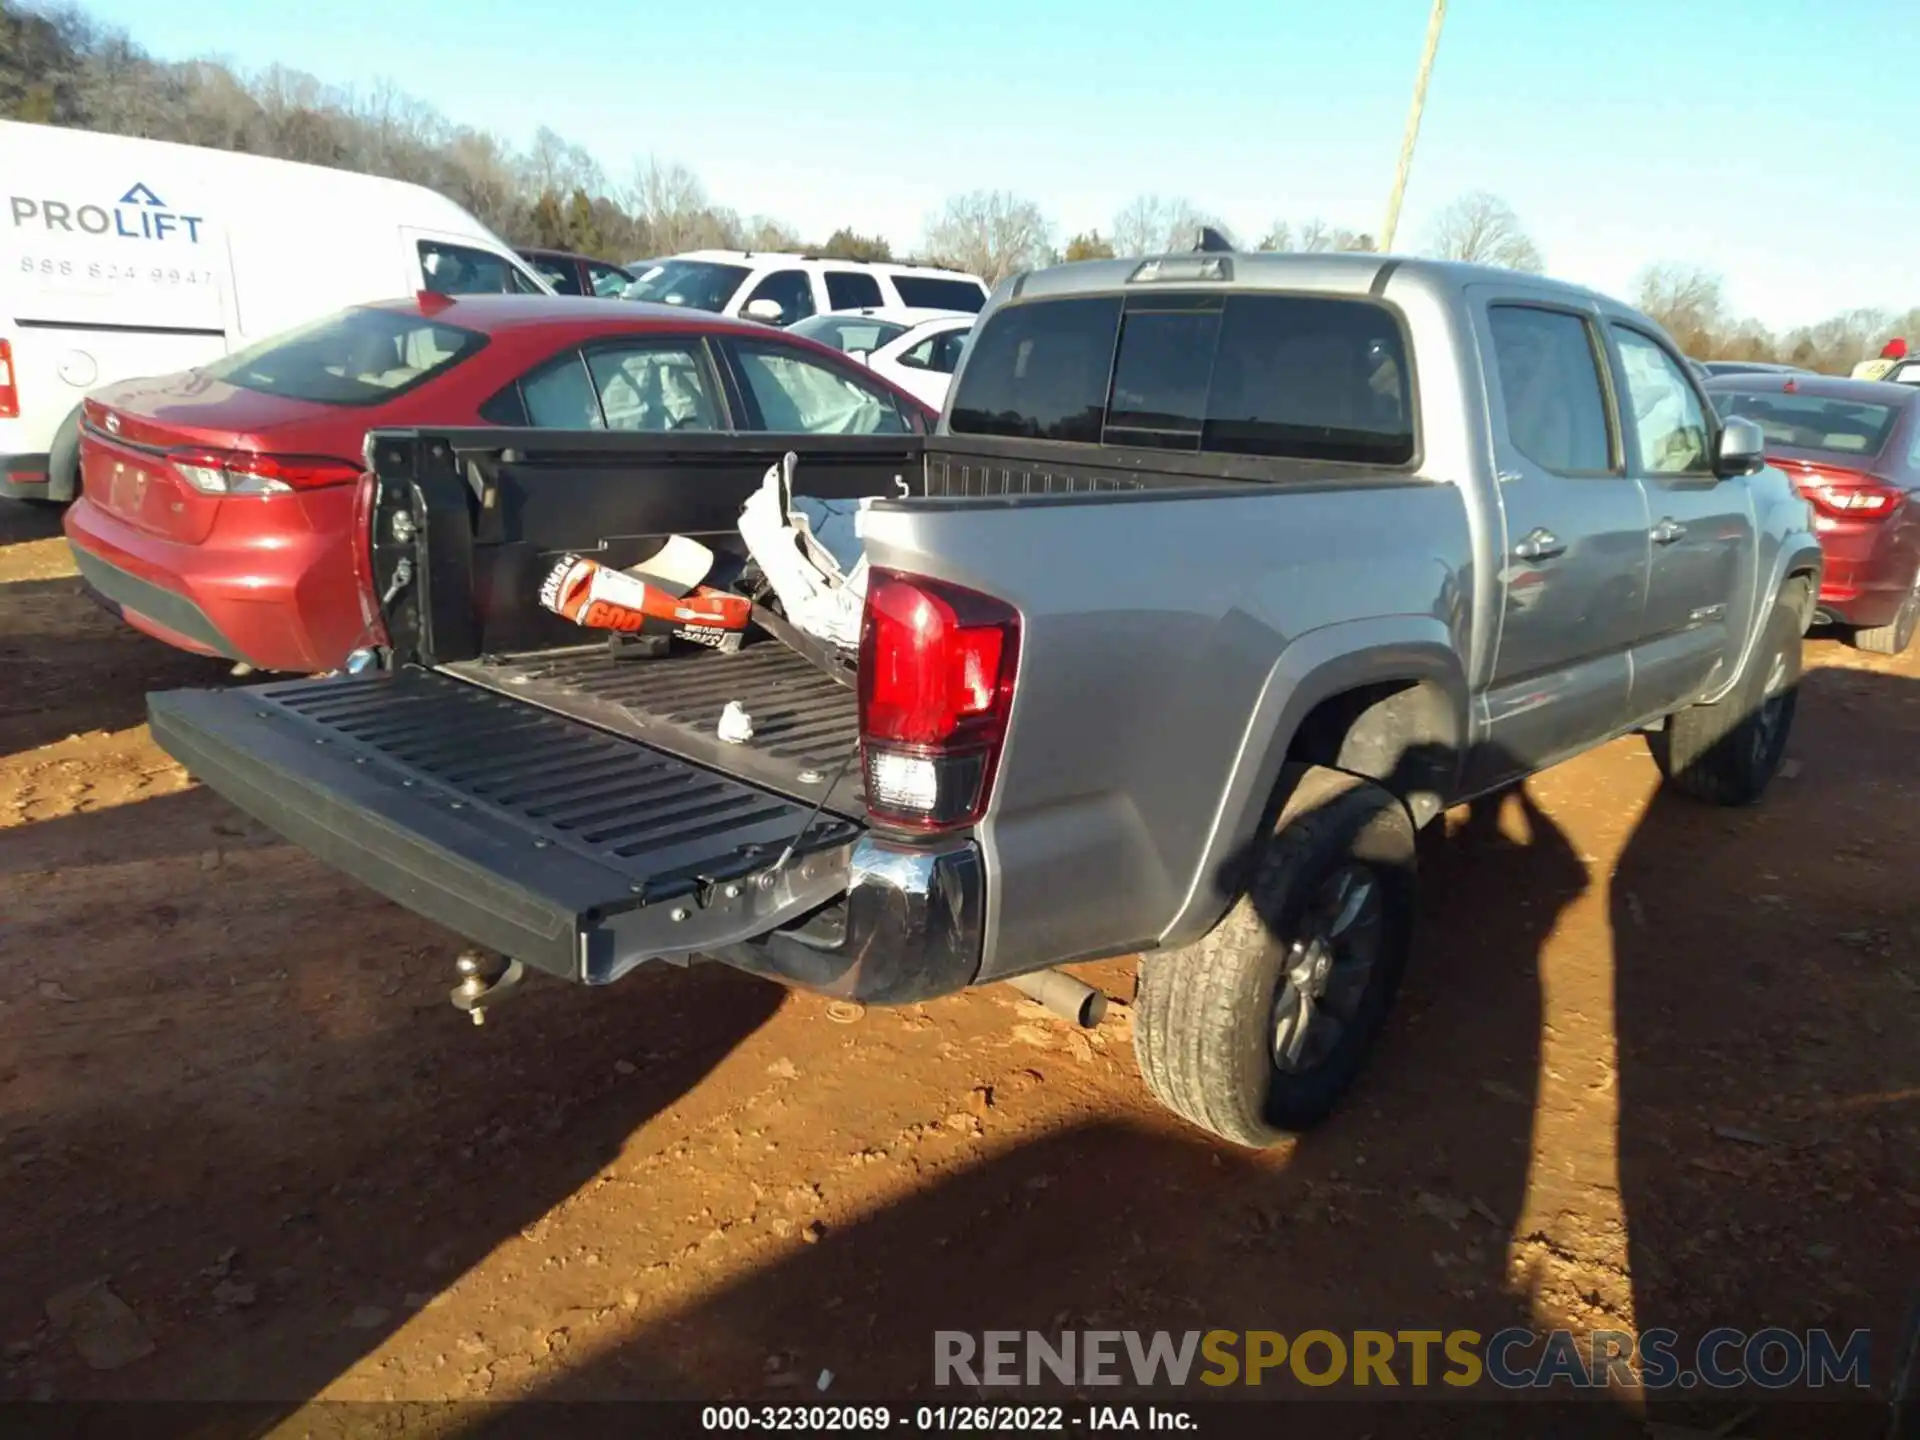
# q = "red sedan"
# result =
<box><xmin>1706</xmin><ymin>373</ymin><xmax>1920</xmax><ymax>654</ymax></box>
<box><xmin>64</xmin><ymin>294</ymin><xmax>935</xmax><ymax>673</ymax></box>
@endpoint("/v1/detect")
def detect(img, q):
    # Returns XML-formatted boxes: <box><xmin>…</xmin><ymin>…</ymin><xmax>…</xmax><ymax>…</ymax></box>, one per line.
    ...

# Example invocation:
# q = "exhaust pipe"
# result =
<box><xmin>1006</xmin><ymin>968</ymin><xmax>1107</xmax><ymax>1029</ymax></box>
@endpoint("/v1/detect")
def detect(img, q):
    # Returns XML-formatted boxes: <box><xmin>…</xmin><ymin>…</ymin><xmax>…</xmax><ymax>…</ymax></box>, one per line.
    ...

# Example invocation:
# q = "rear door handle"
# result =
<box><xmin>1513</xmin><ymin>527</ymin><xmax>1566</xmax><ymax>561</ymax></box>
<box><xmin>1651</xmin><ymin>518</ymin><xmax>1687</xmax><ymax>545</ymax></box>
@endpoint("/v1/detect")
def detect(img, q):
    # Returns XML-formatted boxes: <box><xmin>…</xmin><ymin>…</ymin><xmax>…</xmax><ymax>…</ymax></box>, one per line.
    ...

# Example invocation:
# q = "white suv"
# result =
<box><xmin>621</xmin><ymin>251</ymin><xmax>989</xmax><ymax>328</ymax></box>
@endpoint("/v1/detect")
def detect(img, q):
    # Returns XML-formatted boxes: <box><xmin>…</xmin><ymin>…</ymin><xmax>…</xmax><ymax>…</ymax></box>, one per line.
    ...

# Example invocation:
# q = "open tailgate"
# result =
<box><xmin>147</xmin><ymin>670</ymin><xmax>861</xmax><ymax>984</ymax></box>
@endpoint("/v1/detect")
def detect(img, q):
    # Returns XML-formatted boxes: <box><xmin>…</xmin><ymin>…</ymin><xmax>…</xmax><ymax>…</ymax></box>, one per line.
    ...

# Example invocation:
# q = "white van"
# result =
<box><xmin>622</xmin><ymin>251</ymin><xmax>990</xmax><ymax>329</ymax></box>
<box><xmin>0</xmin><ymin>120</ymin><xmax>550</xmax><ymax>503</ymax></box>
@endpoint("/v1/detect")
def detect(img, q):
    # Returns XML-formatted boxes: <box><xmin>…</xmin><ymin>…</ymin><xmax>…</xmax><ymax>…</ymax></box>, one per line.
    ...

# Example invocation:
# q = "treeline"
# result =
<box><xmin>3</xmin><ymin>2</ymin><xmax>1912</xmax><ymax>371</ymax></box>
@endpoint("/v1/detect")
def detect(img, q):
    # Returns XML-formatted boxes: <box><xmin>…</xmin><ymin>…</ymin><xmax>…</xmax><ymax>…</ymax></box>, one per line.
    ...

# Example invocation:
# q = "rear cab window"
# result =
<box><xmin>892</xmin><ymin>276</ymin><xmax>989</xmax><ymax>313</ymax></box>
<box><xmin>202</xmin><ymin>306</ymin><xmax>486</xmax><ymax>406</ymax></box>
<box><xmin>949</xmin><ymin>291</ymin><xmax>1415</xmax><ymax>465</ymax></box>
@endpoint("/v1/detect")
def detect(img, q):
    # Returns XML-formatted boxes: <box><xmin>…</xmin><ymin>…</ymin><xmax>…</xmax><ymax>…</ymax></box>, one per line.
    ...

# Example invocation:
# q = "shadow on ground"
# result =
<box><xmin>0</xmin><ymin>575</ymin><xmax>232</xmax><ymax>757</ymax></box>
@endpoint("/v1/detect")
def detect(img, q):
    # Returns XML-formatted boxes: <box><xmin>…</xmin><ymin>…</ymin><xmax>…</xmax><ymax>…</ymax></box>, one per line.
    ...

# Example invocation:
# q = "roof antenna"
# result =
<box><xmin>1194</xmin><ymin>226</ymin><xmax>1233</xmax><ymax>253</ymax></box>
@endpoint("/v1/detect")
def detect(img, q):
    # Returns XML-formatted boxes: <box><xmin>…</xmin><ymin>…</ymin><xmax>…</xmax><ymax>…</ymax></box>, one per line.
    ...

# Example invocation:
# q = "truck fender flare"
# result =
<box><xmin>1698</xmin><ymin>532</ymin><xmax>1823</xmax><ymax>706</ymax></box>
<box><xmin>1156</xmin><ymin>615</ymin><xmax>1470</xmax><ymax>951</ymax></box>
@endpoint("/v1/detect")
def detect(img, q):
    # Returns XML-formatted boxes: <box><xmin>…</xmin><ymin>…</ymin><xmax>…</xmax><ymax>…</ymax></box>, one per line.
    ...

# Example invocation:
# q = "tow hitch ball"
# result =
<box><xmin>450</xmin><ymin>950</ymin><xmax>525</xmax><ymax>1026</ymax></box>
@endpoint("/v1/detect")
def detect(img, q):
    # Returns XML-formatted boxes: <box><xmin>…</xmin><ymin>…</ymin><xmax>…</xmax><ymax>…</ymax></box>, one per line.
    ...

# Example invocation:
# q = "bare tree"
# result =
<box><xmin>741</xmin><ymin>215</ymin><xmax>803</xmax><ymax>252</ymax></box>
<box><xmin>625</xmin><ymin>157</ymin><xmax>723</xmax><ymax>255</ymax></box>
<box><xmin>1635</xmin><ymin>264</ymin><xmax>1728</xmax><ymax>356</ymax></box>
<box><xmin>1257</xmin><ymin>218</ymin><xmax>1375</xmax><ymax>254</ymax></box>
<box><xmin>922</xmin><ymin>191</ymin><xmax>1051</xmax><ymax>283</ymax></box>
<box><xmin>1110</xmin><ymin>195</ymin><xmax>1229</xmax><ymax>256</ymax></box>
<box><xmin>1423</xmin><ymin>191</ymin><xmax>1543</xmax><ymax>271</ymax></box>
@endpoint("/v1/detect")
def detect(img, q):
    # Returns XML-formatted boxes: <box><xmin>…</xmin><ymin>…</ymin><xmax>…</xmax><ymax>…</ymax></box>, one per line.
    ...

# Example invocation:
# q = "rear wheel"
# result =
<box><xmin>1133</xmin><ymin>765</ymin><xmax>1416</xmax><ymax>1148</ymax></box>
<box><xmin>1655</xmin><ymin>586</ymin><xmax>1803</xmax><ymax>806</ymax></box>
<box><xmin>1853</xmin><ymin>571</ymin><xmax>1920</xmax><ymax>656</ymax></box>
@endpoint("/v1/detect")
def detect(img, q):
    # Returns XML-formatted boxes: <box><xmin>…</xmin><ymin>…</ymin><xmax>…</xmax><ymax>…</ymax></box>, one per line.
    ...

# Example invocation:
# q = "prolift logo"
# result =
<box><xmin>8</xmin><ymin>182</ymin><xmax>207</xmax><ymax>243</ymax></box>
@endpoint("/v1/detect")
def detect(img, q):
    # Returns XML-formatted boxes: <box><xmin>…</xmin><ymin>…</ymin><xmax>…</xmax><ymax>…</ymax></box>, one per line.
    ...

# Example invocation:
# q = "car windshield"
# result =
<box><xmin>788</xmin><ymin>315</ymin><xmax>909</xmax><ymax>354</ymax></box>
<box><xmin>1712</xmin><ymin>390</ymin><xmax>1901</xmax><ymax>458</ymax></box>
<box><xmin>623</xmin><ymin>260</ymin><xmax>750</xmax><ymax>312</ymax></box>
<box><xmin>200</xmin><ymin>307</ymin><xmax>486</xmax><ymax>407</ymax></box>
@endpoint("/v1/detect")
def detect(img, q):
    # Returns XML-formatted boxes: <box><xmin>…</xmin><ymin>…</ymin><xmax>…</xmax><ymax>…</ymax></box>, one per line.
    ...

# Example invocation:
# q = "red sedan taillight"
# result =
<box><xmin>168</xmin><ymin>448</ymin><xmax>362</xmax><ymax>496</ymax></box>
<box><xmin>1782</xmin><ymin>462</ymin><xmax>1904</xmax><ymax>523</ymax></box>
<box><xmin>858</xmin><ymin>569</ymin><xmax>1020</xmax><ymax>832</ymax></box>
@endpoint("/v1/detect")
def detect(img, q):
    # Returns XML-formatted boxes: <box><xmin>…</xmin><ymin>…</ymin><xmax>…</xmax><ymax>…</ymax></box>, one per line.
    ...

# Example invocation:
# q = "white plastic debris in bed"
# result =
<box><xmin>716</xmin><ymin>700</ymin><xmax>755</xmax><ymax>744</ymax></box>
<box><xmin>737</xmin><ymin>452</ymin><xmax>870</xmax><ymax>651</ymax></box>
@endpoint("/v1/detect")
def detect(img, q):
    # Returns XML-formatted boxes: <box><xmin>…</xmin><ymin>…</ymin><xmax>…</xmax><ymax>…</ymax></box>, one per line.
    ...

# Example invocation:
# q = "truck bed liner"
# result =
<box><xmin>439</xmin><ymin>640</ymin><xmax>864</xmax><ymax>820</ymax></box>
<box><xmin>148</xmin><ymin>669</ymin><xmax>862</xmax><ymax>984</ymax></box>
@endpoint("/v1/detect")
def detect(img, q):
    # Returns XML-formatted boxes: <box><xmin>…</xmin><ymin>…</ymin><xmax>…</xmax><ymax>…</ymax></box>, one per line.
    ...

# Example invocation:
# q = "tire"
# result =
<box><xmin>1133</xmin><ymin>764</ymin><xmax>1416</xmax><ymax>1148</ymax></box>
<box><xmin>1853</xmin><ymin>572</ymin><xmax>1920</xmax><ymax>656</ymax></box>
<box><xmin>1656</xmin><ymin>586</ymin><xmax>1803</xmax><ymax>806</ymax></box>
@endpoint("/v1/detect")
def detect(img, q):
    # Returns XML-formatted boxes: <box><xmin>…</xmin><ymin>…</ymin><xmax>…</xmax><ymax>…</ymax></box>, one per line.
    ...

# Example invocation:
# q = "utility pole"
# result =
<box><xmin>1378</xmin><ymin>0</ymin><xmax>1448</xmax><ymax>254</ymax></box>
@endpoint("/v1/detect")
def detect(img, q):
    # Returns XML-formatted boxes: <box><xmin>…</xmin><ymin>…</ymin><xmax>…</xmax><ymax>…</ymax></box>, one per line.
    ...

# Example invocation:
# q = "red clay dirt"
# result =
<box><xmin>0</xmin><ymin>500</ymin><xmax>1914</xmax><ymax>1431</ymax></box>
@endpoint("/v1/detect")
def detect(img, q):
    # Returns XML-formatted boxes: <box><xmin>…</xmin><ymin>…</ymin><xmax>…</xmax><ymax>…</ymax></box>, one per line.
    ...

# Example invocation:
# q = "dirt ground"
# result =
<box><xmin>1</xmin><ymin>498</ymin><xmax>1915</xmax><ymax>1432</ymax></box>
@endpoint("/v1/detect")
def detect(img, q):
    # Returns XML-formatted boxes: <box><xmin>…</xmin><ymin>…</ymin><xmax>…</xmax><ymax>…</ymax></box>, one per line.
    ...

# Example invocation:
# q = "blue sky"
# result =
<box><xmin>77</xmin><ymin>0</ymin><xmax>1912</xmax><ymax>329</ymax></box>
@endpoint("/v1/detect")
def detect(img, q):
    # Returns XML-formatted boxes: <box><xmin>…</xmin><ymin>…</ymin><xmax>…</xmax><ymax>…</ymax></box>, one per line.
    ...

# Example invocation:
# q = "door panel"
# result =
<box><xmin>1466</xmin><ymin>296</ymin><xmax>1650</xmax><ymax>791</ymax></box>
<box><xmin>1608</xmin><ymin>324</ymin><xmax>1756</xmax><ymax>717</ymax></box>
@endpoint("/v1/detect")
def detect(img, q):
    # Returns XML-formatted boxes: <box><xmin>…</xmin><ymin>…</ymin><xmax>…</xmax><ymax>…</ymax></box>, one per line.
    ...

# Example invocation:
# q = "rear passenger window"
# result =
<box><xmin>519</xmin><ymin>352</ymin><xmax>606</xmax><ymax>430</ymax></box>
<box><xmin>899</xmin><ymin>331</ymin><xmax>969</xmax><ymax>374</ymax></box>
<box><xmin>893</xmin><ymin>276</ymin><xmax>989</xmax><ymax>312</ymax></box>
<box><xmin>733</xmin><ymin>343</ymin><xmax>908</xmax><ymax>435</ymax></box>
<box><xmin>824</xmin><ymin>271</ymin><xmax>884</xmax><ymax>309</ymax></box>
<box><xmin>586</xmin><ymin>344</ymin><xmax>720</xmax><ymax>432</ymax></box>
<box><xmin>1489</xmin><ymin>306</ymin><xmax>1614</xmax><ymax>474</ymax></box>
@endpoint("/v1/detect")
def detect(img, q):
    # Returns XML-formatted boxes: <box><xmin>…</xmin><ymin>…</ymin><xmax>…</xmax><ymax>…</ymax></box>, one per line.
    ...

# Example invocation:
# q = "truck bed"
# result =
<box><xmin>439</xmin><ymin>638</ymin><xmax>863</xmax><ymax>820</ymax></box>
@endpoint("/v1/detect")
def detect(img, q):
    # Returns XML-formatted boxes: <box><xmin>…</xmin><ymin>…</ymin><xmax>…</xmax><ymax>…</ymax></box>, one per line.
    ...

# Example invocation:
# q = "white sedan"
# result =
<box><xmin>788</xmin><ymin>307</ymin><xmax>975</xmax><ymax>411</ymax></box>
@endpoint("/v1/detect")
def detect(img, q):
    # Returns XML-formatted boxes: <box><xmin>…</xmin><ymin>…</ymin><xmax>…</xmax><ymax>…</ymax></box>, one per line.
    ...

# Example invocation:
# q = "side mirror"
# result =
<box><xmin>742</xmin><ymin>298</ymin><xmax>785</xmax><ymax>324</ymax></box>
<box><xmin>1715</xmin><ymin>415</ymin><xmax>1766</xmax><ymax>477</ymax></box>
<box><xmin>846</xmin><ymin>349</ymin><xmax>871</xmax><ymax>364</ymax></box>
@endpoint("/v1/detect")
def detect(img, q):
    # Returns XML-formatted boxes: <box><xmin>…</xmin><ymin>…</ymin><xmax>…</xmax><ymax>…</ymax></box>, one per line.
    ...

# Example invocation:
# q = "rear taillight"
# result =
<box><xmin>858</xmin><ymin>569</ymin><xmax>1020</xmax><ymax>832</ymax></box>
<box><xmin>1785</xmin><ymin>462</ymin><xmax>1904</xmax><ymax>522</ymax></box>
<box><xmin>0</xmin><ymin>339</ymin><xmax>18</xmax><ymax>419</ymax></box>
<box><xmin>168</xmin><ymin>448</ymin><xmax>362</xmax><ymax>497</ymax></box>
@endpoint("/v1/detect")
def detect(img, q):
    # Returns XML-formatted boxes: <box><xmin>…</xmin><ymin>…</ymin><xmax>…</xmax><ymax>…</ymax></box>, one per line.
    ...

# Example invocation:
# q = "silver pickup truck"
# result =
<box><xmin>147</xmin><ymin>252</ymin><xmax>1822</xmax><ymax>1148</ymax></box>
